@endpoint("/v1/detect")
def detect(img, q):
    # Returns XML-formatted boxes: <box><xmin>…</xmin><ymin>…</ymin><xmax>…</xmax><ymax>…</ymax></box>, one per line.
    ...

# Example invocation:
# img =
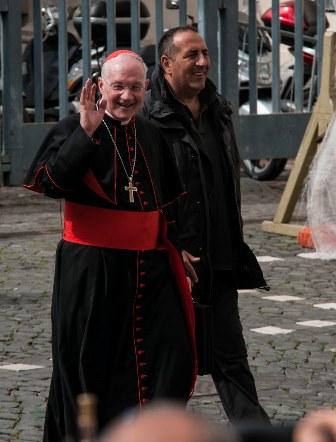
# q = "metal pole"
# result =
<box><xmin>316</xmin><ymin>0</ymin><xmax>326</xmax><ymax>93</ymax></box>
<box><xmin>248</xmin><ymin>0</ymin><xmax>257</xmax><ymax>113</ymax></box>
<box><xmin>131</xmin><ymin>0</ymin><xmax>140</xmax><ymax>53</ymax></box>
<box><xmin>271</xmin><ymin>0</ymin><xmax>280</xmax><ymax>112</ymax></box>
<box><xmin>294</xmin><ymin>0</ymin><xmax>303</xmax><ymax>111</ymax></box>
<box><xmin>33</xmin><ymin>0</ymin><xmax>44</xmax><ymax>122</ymax></box>
<box><xmin>106</xmin><ymin>0</ymin><xmax>116</xmax><ymax>54</ymax></box>
<box><xmin>198</xmin><ymin>0</ymin><xmax>220</xmax><ymax>86</ymax></box>
<box><xmin>58</xmin><ymin>0</ymin><xmax>68</xmax><ymax>119</ymax></box>
<box><xmin>179</xmin><ymin>0</ymin><xmax>187</xmax><ymax>26</ymax></box>
<box><xmin>2</xmin><ymin>0</ymin><xmax>24</xmax><ymax>184</ymax></box>
<box><xmin>218</xmin><ymin>0</ymin><xmax>239</xmax><ymax>111</ymax></box>
<box><xmin>155</xmin><ymin>0</ymin><xmax>163</xmax><ymax>65</ymax></box>
<box><xmin>81</xmin><ymin>0</ymin><xmax>92</xmax><ymax>84</ymax></box>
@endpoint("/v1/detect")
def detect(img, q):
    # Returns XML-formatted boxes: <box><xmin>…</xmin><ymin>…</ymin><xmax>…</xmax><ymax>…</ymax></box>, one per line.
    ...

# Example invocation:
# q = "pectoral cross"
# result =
<box><xmin>125</xmin><ymin>180</ymin><xmax>138</xmax><ymax>203</ymax></box>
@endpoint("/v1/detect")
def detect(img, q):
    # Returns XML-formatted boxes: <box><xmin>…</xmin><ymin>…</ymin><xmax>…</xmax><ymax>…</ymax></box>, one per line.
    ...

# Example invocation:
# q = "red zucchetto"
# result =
<box><xmin>104</xmin><ymin>50</ymin><xmax>144</xmax><ymax>63</ymax></box>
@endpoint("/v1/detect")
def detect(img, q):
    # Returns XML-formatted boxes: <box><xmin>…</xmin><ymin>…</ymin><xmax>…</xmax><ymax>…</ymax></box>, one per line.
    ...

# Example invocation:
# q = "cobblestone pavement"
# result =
<box><xmin>0</xmin><ymin>166</ymin><xmax>335</xmax><ymax>441</ymax></box>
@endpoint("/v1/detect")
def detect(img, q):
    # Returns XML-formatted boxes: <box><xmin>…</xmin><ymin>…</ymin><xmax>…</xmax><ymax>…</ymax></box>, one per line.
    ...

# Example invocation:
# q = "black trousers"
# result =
<box><xmin>210</xmin><ymin>270</ymin><xmax>271</xmax><ymax>424</ymax></box>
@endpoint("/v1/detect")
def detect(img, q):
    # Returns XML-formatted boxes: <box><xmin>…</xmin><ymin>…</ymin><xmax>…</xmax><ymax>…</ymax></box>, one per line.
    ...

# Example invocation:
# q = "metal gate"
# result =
<box><xmin>0</xmin><ymin>0</ymin><xmax>330</xmax><ymax>185</ymax></box>
<box><xmin>230</xmin><ymin>0</ymin><xmax>329</xmax><ymax>167</ymax></box>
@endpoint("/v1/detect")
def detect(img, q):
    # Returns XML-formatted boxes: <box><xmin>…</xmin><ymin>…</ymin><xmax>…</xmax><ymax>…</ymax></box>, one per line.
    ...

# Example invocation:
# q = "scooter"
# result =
<box><xmin>241</xmin><ymin>0</ymin><xmax>328</xmax><ymax>181</ymax></box>
<box><xmin>67</xmin><ymin>0</ymin><xmax>152</xmax><ymax>109</ymax></box>
<box><xmin>67</xmin><ymin>0</ymin><xmax>198</xmax><ymax>96</ymax></box>
<box><xmin>22</xmin><ymin>5</ymin><xmax>82</xmax><ymax>121</ymax></box>
<box><xmin>238</xmin><ymin>8</ymin><xmax>294</xmax><ymax>181</ymax></box>
<box><xmin>22</xmin><ymin>1</ymin><xmax>153</xmax><ymax>120</ymax></box>
<box><xmin>238</xmin><ymin>10</ymin><xmax>273</xmax><ymax>104</ymax></box>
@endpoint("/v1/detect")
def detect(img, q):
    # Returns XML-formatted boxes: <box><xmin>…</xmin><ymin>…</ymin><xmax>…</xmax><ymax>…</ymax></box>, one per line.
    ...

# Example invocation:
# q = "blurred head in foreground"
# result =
<box><xmin>99</xmin><ymin>401</ymin><xmax>235</xmax><ymax>442</ymax></box>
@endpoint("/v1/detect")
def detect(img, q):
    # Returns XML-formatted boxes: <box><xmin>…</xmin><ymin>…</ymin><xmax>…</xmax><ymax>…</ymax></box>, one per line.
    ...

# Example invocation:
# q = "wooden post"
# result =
<box><xmin>262</xmin><ymin>31</ymin><xmax>336</xmax><ymax>237</ymax></box>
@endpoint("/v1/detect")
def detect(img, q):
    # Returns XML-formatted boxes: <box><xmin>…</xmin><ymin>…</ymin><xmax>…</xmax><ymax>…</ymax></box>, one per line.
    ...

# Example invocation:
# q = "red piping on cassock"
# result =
<box><xmin>157</xmin><ymin>214</ymin><xmax>198</xmax><ymax>395</ymax></box>
<box><xmin>62</xmin><ymin>201</ymin><xmax>197</xmax><ymax>395</ymax></box>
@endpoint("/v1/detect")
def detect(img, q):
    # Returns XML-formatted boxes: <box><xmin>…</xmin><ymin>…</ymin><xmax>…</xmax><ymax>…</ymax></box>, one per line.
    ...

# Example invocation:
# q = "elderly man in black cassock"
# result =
<box><xmin>23</xmin><ymin>50</ymin><xmax>196</xmax><ymax>442</ymax></box>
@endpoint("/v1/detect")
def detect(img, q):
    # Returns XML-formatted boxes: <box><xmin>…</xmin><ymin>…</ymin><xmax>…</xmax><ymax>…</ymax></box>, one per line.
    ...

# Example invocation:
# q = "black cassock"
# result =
<box><xmin>23</xmin><ymin>113</ymin><xmax>196</xmax><ymax>442</ymax></box>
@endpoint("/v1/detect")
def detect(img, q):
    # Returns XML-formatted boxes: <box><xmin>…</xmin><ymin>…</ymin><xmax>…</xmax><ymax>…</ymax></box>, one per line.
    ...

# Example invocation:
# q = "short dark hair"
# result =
<box><xmin>158</xmin><ymin>26</ymin><xmax>199</xmax><ymax>61</ymax></box>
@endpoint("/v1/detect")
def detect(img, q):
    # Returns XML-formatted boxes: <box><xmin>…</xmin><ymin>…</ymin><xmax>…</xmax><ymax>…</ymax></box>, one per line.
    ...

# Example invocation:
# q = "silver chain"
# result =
<box><xmin>102</xmin><ymin>119</ymin><xmax>137</xmax><ymax>182</ymax></box>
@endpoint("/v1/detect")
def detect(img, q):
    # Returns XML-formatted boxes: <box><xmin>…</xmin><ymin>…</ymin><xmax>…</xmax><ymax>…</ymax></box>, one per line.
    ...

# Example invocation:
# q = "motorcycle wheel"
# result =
<box><xmin>241</xmin><ymin>158</ymin><xmax>287</xmax><ymax>181</ymax></box>
<box><xmin>239</xmin><ymin>98</ymin><xmax>290</xmax><ymax>181</ymax></box>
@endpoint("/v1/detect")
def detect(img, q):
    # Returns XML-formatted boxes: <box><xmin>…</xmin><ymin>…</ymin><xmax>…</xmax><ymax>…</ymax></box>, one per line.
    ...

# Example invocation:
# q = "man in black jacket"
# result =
<box><xmin>140</xmin><ymin>26</ymin><xmax>271</xmax><ymax>424</ymax></box>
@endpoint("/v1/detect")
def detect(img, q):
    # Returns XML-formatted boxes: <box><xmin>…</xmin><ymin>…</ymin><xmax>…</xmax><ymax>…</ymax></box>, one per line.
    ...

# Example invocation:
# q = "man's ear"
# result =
<box><xmin>161</xmin><ymin>55</ymin><xmax>172</xmax><ymax>75</ymax></box>
<box><xmin>97</xmin><ymin>77</ymin><xmax>104</xmax><ymax>95</ymax></box>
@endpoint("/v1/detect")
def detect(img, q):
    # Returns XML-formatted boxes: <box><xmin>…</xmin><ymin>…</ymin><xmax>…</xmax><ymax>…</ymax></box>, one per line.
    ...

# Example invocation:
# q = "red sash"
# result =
<box><xmin>63</xmin><ymin>200</ymin><xmax>197</xmax><ymax>393</ymax></box>
<box><xmin>63</xmin><ymin>201</ymin><xmax>161</xmax><ymax>250</ymax></box>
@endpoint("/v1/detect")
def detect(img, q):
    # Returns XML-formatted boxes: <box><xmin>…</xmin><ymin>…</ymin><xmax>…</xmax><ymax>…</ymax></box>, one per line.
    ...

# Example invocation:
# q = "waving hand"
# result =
<box><xmin>80</xmin><ymin>78</ymin><xmax>107</xmax><ymax>138</ymax></box>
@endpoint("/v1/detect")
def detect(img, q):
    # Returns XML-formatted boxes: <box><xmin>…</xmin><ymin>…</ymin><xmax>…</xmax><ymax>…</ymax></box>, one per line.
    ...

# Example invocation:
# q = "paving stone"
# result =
<box><xmin>1</xmin><ymin>174</ymin><xmax>336</xmax><ymax>440</ymax></box>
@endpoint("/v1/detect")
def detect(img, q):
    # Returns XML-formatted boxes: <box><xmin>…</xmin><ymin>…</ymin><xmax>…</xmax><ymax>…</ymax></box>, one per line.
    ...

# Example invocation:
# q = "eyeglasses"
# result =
<box><xmin>102</xmin><ymin>78</ymin><xmax>146</xmax><ymax>94</ymax></box>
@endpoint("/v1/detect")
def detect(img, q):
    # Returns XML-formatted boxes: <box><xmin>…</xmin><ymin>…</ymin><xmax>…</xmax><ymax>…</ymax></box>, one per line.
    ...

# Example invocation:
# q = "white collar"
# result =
<box><xmin>105</xmin><ymin>110</ymin><xmax>132</xmax><ymax>125</ymax></box>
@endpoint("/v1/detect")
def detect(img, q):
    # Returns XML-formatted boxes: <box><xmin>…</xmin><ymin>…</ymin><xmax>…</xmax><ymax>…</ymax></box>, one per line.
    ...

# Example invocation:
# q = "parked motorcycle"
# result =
<box><xmin>22</xmin><ymin>1</ymin><xmax>152</xmax><ymax>120</ymax></box>
<box><xmin>241</xmin><ymin>0</ymin><xmax>328</xmax><ymax>181</ymax></box>
<box><xmin>67</xmin><ymin>0</ymin><xmax>152</xmax><ymax>108</ymax></box>
<box><xmin>68</xmin><ymin>0</ymin><xmax>197</xmax><ymax>96</ymax></box>
<box><xmin>22</xmin><ymin>5</ymin><xmax>82</xmax><ymax>121</ymax></box>
<box><xmin>238</xmin><ymin>8</ymin><xmax>293</xmax><ymax>181</ymax></box>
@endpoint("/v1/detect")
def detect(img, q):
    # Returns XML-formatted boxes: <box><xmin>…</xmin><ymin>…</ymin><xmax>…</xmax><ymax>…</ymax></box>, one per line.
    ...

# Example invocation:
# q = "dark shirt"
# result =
<box><xmin>197</xmin><ymin>104</ymin><xmax>234</xmax><ymax>270</ymax></box>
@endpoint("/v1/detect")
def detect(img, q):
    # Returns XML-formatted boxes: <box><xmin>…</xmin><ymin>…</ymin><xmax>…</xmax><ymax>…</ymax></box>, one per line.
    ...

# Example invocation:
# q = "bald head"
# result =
<box><xmin>100</xmin><ymin>402</ymin><xmax>234</xmax><ymax>442</ymax></box>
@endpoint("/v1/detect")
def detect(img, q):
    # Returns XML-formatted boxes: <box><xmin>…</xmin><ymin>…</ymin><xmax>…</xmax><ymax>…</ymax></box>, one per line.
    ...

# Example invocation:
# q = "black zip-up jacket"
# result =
<box><xmin>140</xmin><ymin>66</ymin><xmax>268</xmax><ymax>299</ymax></box>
